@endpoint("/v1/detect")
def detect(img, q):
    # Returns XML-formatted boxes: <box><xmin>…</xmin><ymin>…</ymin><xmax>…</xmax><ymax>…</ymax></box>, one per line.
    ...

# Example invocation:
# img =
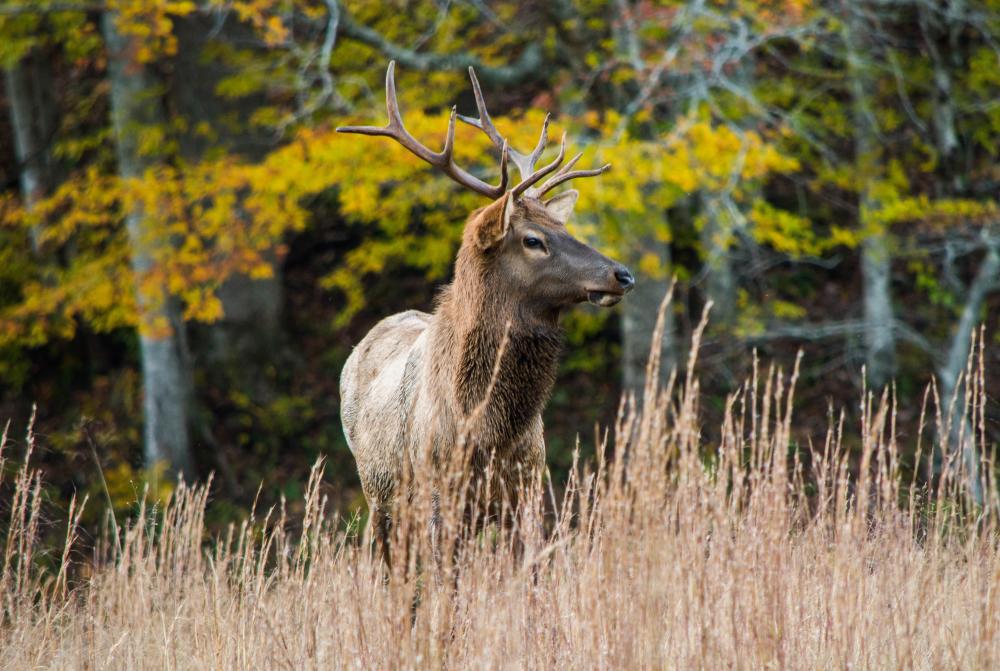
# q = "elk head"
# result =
<box><xmin>337</xmin><ymin>62</ymin><xmax>634</xmax><ymax>310</ymax></box>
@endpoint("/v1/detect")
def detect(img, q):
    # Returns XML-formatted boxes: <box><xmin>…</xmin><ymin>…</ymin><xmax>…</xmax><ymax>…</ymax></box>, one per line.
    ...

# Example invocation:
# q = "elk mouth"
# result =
<box><xmin>586</xmin><ymin>290</ymin><xmax>624</xmax><ymax>307</ymax></box>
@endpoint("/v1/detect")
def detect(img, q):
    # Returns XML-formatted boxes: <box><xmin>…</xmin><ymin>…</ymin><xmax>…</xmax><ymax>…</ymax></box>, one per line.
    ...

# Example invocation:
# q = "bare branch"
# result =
<box><xmin>338</xmin><ymin>11</ymin><xmax>544</xmax><ymax>87</ymax></box>
<box><xmin>939</xmin><ymin>234</ymin><xmax>1000</xmax><ymax>388</ymax></box>
<box><xmin>0</xmin><ymin>2</ymin><xmax>102</xmax><ymax>14</ymax></box>
<box><xmin>741</xmin><ymin>319</ymin><xmax>936</xmax><ymax>358</ymax></box>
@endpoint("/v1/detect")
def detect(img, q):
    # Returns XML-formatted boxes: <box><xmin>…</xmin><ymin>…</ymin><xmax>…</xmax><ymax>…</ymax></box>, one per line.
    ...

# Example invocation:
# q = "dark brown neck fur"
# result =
<box><xmin>432</xmin><ymin>240</ymin><xmax>563</xmax><ymax>451</ymax></box>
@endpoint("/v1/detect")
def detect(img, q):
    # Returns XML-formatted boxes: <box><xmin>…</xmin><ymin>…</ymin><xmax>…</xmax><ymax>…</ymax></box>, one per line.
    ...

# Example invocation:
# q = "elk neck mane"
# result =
<box><xmin>428</xmin><ymin>228</ymin><xmax>564</xmax><ymax>451</ymax></box>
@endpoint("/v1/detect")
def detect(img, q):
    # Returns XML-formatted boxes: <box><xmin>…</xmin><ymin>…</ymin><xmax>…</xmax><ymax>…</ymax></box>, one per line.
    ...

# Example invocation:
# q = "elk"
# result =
<box><xmin>337</xmin><ymin>62</ymin><xmax>634</xmax><ymax>560</ymax></box>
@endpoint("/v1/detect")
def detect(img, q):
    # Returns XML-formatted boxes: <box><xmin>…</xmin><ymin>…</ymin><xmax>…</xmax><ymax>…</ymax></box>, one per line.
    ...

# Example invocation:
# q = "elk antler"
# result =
<box><xmin>535</xmin><ymin>153</ymin><xmax>612</xmax><ymax>196</ymax></box>
<box><xmin>458</xmin><ymin>66</ymin><xmax>611</xmax><ymax>199</ymax></box>
<box><xmin>337</xmin><ymin>61</ymin><xmax>509</xmax><ymax>199</ymax></box>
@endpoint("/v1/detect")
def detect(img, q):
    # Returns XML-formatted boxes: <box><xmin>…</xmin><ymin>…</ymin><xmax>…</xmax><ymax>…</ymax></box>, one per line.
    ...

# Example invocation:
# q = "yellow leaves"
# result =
<box><xmin>638</xmin><ymin>252</ymin><xmax>664</xmax><ymax>278</ymax></box>
<box><xmin>0</xmin><ymin>237</ymin><xmax>137</xmax><ymax>348</ymax></box>
<box><xmin>915</xmin><ymin>139</ymin><xmax>938</xmax><ymax>174</ymax></box>
<box><xmin>567</xmin><ymin>113</ymin><xmax>805</xmax><ymax>262</ymax></box>
<box><xmin>1</xmin><ymin>1</ymin><xmax>103</xmax><ymax>66</ymax></box>
<box><xmin>205</xmin><ymin>0</ymin><xmax>294</xmax><ymax>48</ymax></box>
<box><xmin>137</xmin><ymin>125</ymin><xmax>168</xmax><ymax>158</ymax></box>
<box><xmin>655</xmin><ymin>138</ymin><xmax>700</xmax><ymax>193</ymax></box>
<box><xmin>0</xmin><ymin>13</ymin><xmax>43</xmax><ymax>68</ymax></box>
<box><xmin>778</xmin><ymin>0</ymin><xmax>810</xmax><ymax>20</ymax></box>
<box><xmin>968</xmin><ymin>47</ymin><xmax>1000</xmax><ymax>93</ymax></box>
<box><xmin>263</xmin><ymin>15</ymin><xmax>288</xmax><ymax>45</ymax></box>
<box><xmin>100</xmin><ymin>459</ymin><xmax>175</xmax><ymax>512</ymax></box>
<box><xmin>332</xmin><ymin>109</ymin><xmax>791</xmax><ymax>284</ymax></box>
<box><xmin>828</xmin><ymin>226</ymin><xmax>860</xmax><ymax>248</ymax></box>
<box><xmin>870</xmin><ymin>196</ymin><xmax>998</xmax><ymax>230</ymax></box>
<box><xmin>216</xmin><ymin>71</ymin><xmax>270</xmax><ymax>99</ymax></box>
<box><xmin>674</xmin><ymin>119</ymin><xmax>799</xmax><ymax>190</ymax></box>
<box><xmin>580</xmin><ymin>115</ymin><xmax>800</xmax><ymax>221</ymax></box>
<box><xmin>108</xmin><ymin>0</ymin><xmax>197</xmax><ymax>61</ymax></box>
<box><xmin>749</xmin><ymin>201</ymin><xmax>818</xmax><ymax>256</ymax></box>
<box><xmin>249</xmin><ymin>106</ymin><xmax>282</xmax><ymax>129</ymax></box>
<box><xmin>182</xmin><ymin>291</ymin><xmax>223</xmax><ymax>322</ymax></box>
<box><xmin>850</xmin><ymin>155</ymin><xmax>997</xmax><ymax>232</ymax></box>
<box><xmin>249</xmin><ymin>262</ymin><xmax>274</xmax><ymax>280</ymax></box>
<box><xmin>301</xmin><ymin>107</ymin><xmax>521</xmax><ymax>322</ymax></box>
<box><xmin>771</xmin><ymin>299</ymin><xmax>807</xmax><ymax>320</ymax></box>
<box><xmin>54</xmin><ymin>127</ymin><xmax>114</xmax><ymax>163</ymax></box>
<box><xmin>1</xmin><ymin>135</ymin><xmax>330</xmax><ymax>347</ymax></box>
<box><xmin>863</xmin><ymin>196</ymin><xmax>923</xmax><ymax>231</ymax></box>
<box><xmin>815</xmin><ymin>162</ymin><xmax>858</xmax><ymax>192</ymax></box>
<box><xmin>733</xmin><ymin>290</ymin><xmax>809</xmax><ymax>338</ymax></box>
<box><xmin>340</xmin><ymin>183</ymin><xmax>381</xmax><ymax>220</ymax></box>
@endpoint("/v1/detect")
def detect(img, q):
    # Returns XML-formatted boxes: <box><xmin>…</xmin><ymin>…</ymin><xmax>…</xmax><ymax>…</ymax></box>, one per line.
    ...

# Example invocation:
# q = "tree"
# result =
<box><xmin>102</xmin><ymin>9</ymin><xmax>193</xmax><ymax>476</ymax></box>
<box><xmin>170</xmin><ymin>13</ymin><xmax>285</xmax><ymax>390</ymax></box>
<box><xmin>846</xmin><ymin>1</ymin><xmax>896</xmax><ymax>390</ymax></box>
<box><xmin>621</xmin><ymin>221</ymin><xmax>676</xmax><ymax>394</ymax></box>
<box><xmin>1</xmin><ymin>0</ymin><xmax>999</xmax><ymax>504</ymax></box>
<box><xmin>3</xmin><ymin>48</ymin><xmax>57</xmax><ymax>252</ymax></box>
<box><xmin>936</xmin><ymin>236</ymin><xmax>997</xmax><ymax>504</ymax></box>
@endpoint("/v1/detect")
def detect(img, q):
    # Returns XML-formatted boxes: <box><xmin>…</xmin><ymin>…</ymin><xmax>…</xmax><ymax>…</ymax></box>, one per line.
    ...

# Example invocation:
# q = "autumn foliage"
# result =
<box><xmin>0</xmin><ymin>0</ymin><xmax>999</xmax><ymax>585</ymax></box>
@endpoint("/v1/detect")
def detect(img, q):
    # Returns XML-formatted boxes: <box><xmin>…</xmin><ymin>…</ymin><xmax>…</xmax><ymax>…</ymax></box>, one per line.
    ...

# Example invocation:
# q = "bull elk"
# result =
<box><xmin>337</xmin><ymin>62</ymin><xmax>634</xmax><ymax>560</ymax></box>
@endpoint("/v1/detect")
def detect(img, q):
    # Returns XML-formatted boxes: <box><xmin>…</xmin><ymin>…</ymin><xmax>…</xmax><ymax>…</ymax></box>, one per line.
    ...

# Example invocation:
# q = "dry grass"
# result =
<box><xmin>2</xmin><ymin>308</ymin><xmax>1000</xmax><ymax>670</ymax></box>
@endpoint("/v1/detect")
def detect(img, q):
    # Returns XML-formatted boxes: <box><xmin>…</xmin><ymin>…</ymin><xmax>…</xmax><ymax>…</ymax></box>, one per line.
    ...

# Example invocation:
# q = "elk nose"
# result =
<box><xmin>615</xmin><ymin>266</ymin><xmax>635</xmax><ymax>292</ymax></box>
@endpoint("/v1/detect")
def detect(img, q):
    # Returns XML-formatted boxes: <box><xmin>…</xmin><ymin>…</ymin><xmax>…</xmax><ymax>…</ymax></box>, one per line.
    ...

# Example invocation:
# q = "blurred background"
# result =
<box><xmin>0</xmin><ymin>0</ymin><xmax>998</xmax><ymax>535</ymax></box>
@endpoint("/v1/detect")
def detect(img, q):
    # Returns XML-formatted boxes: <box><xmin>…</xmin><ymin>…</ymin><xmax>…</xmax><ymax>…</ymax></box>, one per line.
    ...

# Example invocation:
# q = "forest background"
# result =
<box><xmin>1</xmin><ymin>0</ymin><xmax>998</xmax><ymax>536</ymax></box>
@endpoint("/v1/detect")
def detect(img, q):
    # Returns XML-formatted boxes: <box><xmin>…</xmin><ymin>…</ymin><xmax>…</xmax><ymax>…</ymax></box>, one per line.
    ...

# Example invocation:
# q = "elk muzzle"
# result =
<box><xmin>587</xmin><ymin>263</ymin><xmax>635</xmax><ymax>307</ymax></box>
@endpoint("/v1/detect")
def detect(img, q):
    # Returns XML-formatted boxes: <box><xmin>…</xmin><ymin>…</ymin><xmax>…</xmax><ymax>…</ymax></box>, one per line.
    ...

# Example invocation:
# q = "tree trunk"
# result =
<box><xmin>171</xmin><ymin>15</ymin><xmax>284</xmax><ymax>384</ymax></box>
<box><xmin>610</xmin><ymin>2</ymin><xmax>678</xmax><ymax>398</ymax></box>
<box><xmin>4</xmin><ymin>49</ymin><xmax>58</xmax><ymax>250</ymax></box>
<box><xmin>622</xmin><ymin>224</ymin><xmax>676</xmax><ymax>397</ymax></box>
<box><xmin>699</xmin><ymin>195</ymin><xmax>736</xmax><ymax>327</ymax></box>
<box><xmin>936</xmin><ymin>240</ymin><xmax>998</xmax><ymax>505</ymax></box>
<box><xmin>847</xmin><ymin>5</ymin><xmax>896</xmax><ymax>390</ymax></box>
<box><xmin>697</xmin><ymin>48</ymin><xmax>757</xmax><ymax>331</ymax></box>
<box><xmin>861</xmin><ymin>234</ymin><xmax>895</xmax><ymax>389</ymax></box>
<box><xmin>923</xmin><ymin>0</ymin><xmax>966</xmax><ymax>194</ymax></box>
<box><xmin>103</xmin><ymin>12</ymin><xmax>193</xmax><ymax>477</ymax></box>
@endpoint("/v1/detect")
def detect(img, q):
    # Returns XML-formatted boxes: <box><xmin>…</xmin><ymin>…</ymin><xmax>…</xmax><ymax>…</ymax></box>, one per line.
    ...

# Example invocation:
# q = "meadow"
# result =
<box><xmin>3</xmin><ymin>3</ymin><xmax>1000</xmax><ymax>668</ymax></box>
<box><xmin>2</xmin><ymin>305</ymin><xmax>998</xmax><ymax>670</ymax></box>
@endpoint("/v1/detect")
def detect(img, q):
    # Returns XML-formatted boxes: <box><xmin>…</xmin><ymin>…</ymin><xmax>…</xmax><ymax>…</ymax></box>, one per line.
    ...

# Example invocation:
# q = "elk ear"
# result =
<box><xmin>543</xmin><ymin>189</ymin><xmax>579</xmax><ymax>224</ymax></box>
<box><xmin>472</xmin><ymin>191</ymin><xmax>512</xmax><ymax>250</ymax></box>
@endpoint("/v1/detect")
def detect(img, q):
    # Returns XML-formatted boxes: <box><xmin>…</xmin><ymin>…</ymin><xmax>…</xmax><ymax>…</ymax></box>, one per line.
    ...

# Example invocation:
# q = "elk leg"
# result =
<box><xmin>370</xmin><ymin>504</ymin><xmax>392</xmax><ymax>569</ymax></box>
<box><xmin>430</xmin><ymin>490</ymin><xmax>444</xmax><ymax>576</ymax></box>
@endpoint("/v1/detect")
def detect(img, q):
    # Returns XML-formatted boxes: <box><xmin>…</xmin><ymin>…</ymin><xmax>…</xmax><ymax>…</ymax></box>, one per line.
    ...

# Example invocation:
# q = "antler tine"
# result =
<box><xmin>458</xmin><ymin>66</ymin><xmax>594</xmax><ymax>200</ymax></box>
<box><xmin>442</xmin><ymin>105</ymin><xmax>457</xmax><ymax>162</ymax></box>
<box><xmin>457</xmin><ymin>67</ymin><xmax>504</xmax><ymax>148</ymax></box>
<box><xmin>337</xmin><ymin>61</ymin><xmax>508</xmax><ymax>199</ymax></box>
<box><xmin>512</xmin><ymin>132</ymin><xmax>567</xmax><ymax>198</ymax></box>
<box><xmin>550</xmin><ymin>152</ymin><xmax>583</xmax><ymax>180</ymax></box>
<box><xmin>524</xmin><ymin>113</ymin><xmax>550</xmax><ymax>173</ymax></box>
<box><xmin>536</xmin><ymin>161</ymin><xmax>612</xmax><ymax>198</ymax></box>
<box><xmin>498</xmin><ymin>138</ymin><xmax>510</xmax><ymax>192</ymax></box>
<box><xmin>457</xmin><ymin>66</ymin><xmax>538</xmax><ymax>180</ymax></box>
<box><xmin>384</xmin><ymin>60</ymin><xmax>403</xmax><ymax>129</ymax></box>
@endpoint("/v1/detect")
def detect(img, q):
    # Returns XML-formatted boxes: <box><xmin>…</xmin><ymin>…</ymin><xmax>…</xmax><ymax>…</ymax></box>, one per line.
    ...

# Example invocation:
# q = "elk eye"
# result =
<box><xmin>523</xmin><ymin>236</ymin><xmax>544</xmax><ymax>251</ymax></box>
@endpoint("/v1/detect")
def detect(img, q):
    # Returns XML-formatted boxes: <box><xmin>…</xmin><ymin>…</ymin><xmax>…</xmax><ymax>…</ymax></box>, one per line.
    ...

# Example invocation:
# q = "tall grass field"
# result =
<box><xmin>2</xmin><ymin>307</ymin><xmax>999</xmax><ymax>669</ymax></box>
